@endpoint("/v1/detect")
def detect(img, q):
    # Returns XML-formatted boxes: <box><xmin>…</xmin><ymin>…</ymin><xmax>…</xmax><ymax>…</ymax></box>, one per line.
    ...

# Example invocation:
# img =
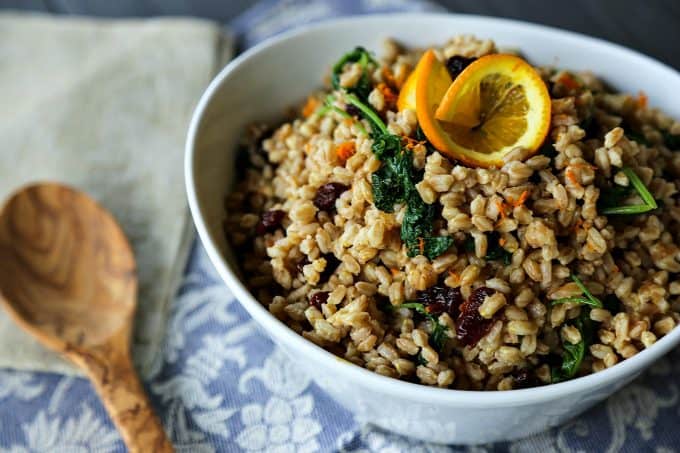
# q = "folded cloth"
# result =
<box><xmin>0</xmin><ymin>13</ymin><xmax>231</xmax><ymax>377</ymax></box>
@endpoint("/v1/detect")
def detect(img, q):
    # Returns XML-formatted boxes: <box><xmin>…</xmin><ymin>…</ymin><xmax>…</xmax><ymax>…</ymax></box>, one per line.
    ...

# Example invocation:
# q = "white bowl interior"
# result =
<box><xmin>186</xmin><ymin>13</ymin><xmax>680</xmax><ymax>443</ymax></box>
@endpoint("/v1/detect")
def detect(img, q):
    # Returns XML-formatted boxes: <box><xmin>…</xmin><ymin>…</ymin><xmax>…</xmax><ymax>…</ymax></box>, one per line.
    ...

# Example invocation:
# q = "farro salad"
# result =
<box><xmin>224</xmin><ymin>35</ymin><xmax>680</xmax><ymax>390</ymax></box>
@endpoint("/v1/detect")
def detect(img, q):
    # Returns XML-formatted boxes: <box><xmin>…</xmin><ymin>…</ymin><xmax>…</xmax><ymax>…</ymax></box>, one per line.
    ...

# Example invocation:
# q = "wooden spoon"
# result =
<box><xmin>0</xmin><ymin>183</ymin><xmax>173</xmax><ymax>453</ymax></box>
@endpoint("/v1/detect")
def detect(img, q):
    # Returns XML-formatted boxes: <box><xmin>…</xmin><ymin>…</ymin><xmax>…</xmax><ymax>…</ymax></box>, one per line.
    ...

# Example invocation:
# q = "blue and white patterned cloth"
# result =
<box><xmin>1</xmin><ymin>1</ymin><xmax>680</xmax><ymax>452</ymax></box>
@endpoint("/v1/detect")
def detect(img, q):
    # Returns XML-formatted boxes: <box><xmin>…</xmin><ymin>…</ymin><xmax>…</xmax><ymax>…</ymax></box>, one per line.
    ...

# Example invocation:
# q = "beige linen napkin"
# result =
<box><xmin>0</xmin><ymin>13</ymin><xmax>231</xmax><ymax>376</ymax></box>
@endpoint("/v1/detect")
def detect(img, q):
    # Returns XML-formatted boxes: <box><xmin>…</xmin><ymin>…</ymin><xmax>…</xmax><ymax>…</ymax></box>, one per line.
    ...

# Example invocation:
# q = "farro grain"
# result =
<box><xmin>393</xmin><ymin>358</ymin><xmax>416</xmax><ymax>376</ymax></box>
<box><xmin>479</xmin><ymin>292</ymin><xmax>507</xmax><ymax>319</ymax></box>
<box><xmin>507</xmin><ymin>320</ymin><xmax>539</xmax><ymax>336</ymax></box>
<box><xmin>654</xmin><ymin>316</ymin><xmax>676</xmax><ymax>335</ymax></box>
<box><xmin>641</xmin><ymin>331</ymin><xmax>657</xmax><ymax>348</ymax></box>
<box><xmin>416</xmin><ymin>365</ymin><xmax>438</xmax><ymax>385</ymax></box>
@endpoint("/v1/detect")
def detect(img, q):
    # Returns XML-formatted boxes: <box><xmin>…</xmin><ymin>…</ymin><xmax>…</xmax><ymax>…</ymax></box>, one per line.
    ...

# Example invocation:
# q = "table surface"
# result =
<box><xmin>1</xmin><ymin>1</ymin><xmax>680</xmax><ymax>453</ymax></box>
<box><xmin>3</xmin><ymin>0</ymin><xmax>680</xmax><ymax>69</ymax></box>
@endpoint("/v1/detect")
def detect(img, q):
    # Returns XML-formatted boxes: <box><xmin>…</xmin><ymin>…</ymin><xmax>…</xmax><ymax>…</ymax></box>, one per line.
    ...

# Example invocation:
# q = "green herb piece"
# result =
<box><xmin>570</xmin><ymin>275</ymin><xmax>603</xmax><ymax>308</ymax></box>
<box><xmin>397</xmin><ymin>302</ymin><xmax>449</xmax><ymax>352</ymax></box>
<box><xmin>331</xmin><ymin>47</ymin><xmax>377</xmax><ymax>102</ymax></box>
<box><xmin>371</xmin><ymin>165</ymin><xmax>404</xmax><ymax>212</ymax></box>
<box><xmin>463</xmin><ymin>233</ymin><xmax>512</xmax><ymax>265</ymax></box>
<box><xmin>430</xmin><ymin>321</ymin><xmax>448</xmax><ymax>351</ymax></box>
<box><xmin>401</xmin><ymin>195</ymin><xmax>435</xmax><ymax>254</ymax></box>
<box><xmin>370</xmin><ymin>146</ymin><xmax>411</xmax><ymax>212</ymax></box>
<box><xmin>401</xmin><ymin>196</ymin><xmax>453</xmax><ymax>260</ymax></box>
<box><xmin>551</xmin><ymin>276</ymin><xmax>600</xmax><ymax>382</ymax></box>
<box><xmin>345</xmin><ymin>93</ymin><xmax>387</xmax><ymax>135</ymax></box>
<box><xmin>421</xmin><ymin>236</ymin><xmax>455</xmax><ymax>261</ymax></box>
<box><xmin>601</xmin><ymin>203</ymin><xmax>657</xmax><ymax>215</ymax></box>
<box><xmin>624</xmin><ymin>166</ymin><xmax>657</xmax><ymax>207</ymax></box>
<box><xmin>317</xmin><ymin>95</ymin><xmax>368</xmax><ymax>135</ymax></box>
<box><xmin>600</xmin><ymin>167</ymin><xmax>657</xmax><ymax>215</ymax></box>
<box><xmin>551</xmin><ymin>309</ymin><xmax>594</xmax><ymax>383</ymax></box>
<box><xmin>370</xmin><ymin>132</ymin><xmax>402</xmax><ymax>160</ymax></box>
<box><xmin>551</xmin><ymin>329</ymin><xmax>585</xmax><ymax>382</ymax></box>
<box><xmin>663</xmin><ymin>130</ymin><xmax>680</xmax><ymax>150</ymax></box>
<box><xmin>551</xmin><ymin>296</ymin><xmax>597</xmax><ymax>307</ymax></box>
<box><xmin>398</xmin><ymin>301</ymin><xmax>429</xmax><ymax>314</ymax></box>
<box><xmin>346</xmin><ymin>92</ymin><xmax>452</xmax><ymax>259</ymax></box>
<box><xmin>416</xmin><ymin>353</ymin><xmax>428</xmax><ymax>366</ymax></box>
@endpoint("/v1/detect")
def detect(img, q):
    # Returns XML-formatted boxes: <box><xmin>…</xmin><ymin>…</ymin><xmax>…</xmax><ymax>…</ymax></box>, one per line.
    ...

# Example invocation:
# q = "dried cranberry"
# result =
<box><xmin>416</xmin><ymin>285</ymin><xmax>463</xmax><ymax>317</ymax></box>
<box><xmin>445</xmin><ymin>55</ymin><xmax>477</xmax><ymax>80</ymax></box>
<box><xmin>456</xmin><ymin>286</ymin><xmax>497</xmax><ymax>347</ymax></box>
<box><xmin>512</xmin><ymin>369</ymin><xmax>542</xmax><ymax>389</ymax></box>
<box><xmin>345</xmin><ymin>104</ymin><xmax>362</xmax><ymax>117</ymax></box>
<box><xmin>309</xmin><ymin>291</ymin><xmax>330</xmax><ymax>309</ymax></box>
<box><xmin>313</xmin><ymin>183</ymin><xmax>349</xmax><ymax>212</ymax></box>
<box><xmin>319</xmin><ymin>253</ymin><xmax>341</xmax><ymax>282</ymax></box>
<box><xmin>255</xmin><ymin>209</ymin><xmax>286</xmax><ymax>235</ymax></box>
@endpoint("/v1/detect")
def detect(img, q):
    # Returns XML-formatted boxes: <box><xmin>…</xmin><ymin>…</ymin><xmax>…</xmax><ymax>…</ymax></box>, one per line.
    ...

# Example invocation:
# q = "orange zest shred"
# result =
<box><xmin>402</xmin><ymin>136</ymin><xmax>426</xmax><ymax>150</ymax></box>
<box><xmin>418</xmin><ymin>237</ymin><xmax>425</xmax><ymax>255</ymax></box>
<box><xmin>378</xmin><ymin>82</ymin><xmax>398</xmax><ymax>110</ymax></box>
<box><xmin>384</xmin><ymin>65</ymin><xmax>409</xmax><ymax>89</ymax></box>
<box><xmin>572</xmin><ymin>218</ymin><xmax>583</xmax><ymax>232</ymax></box>
<box><xmin>498</xmin><ymin>237</ymin><xmax>507</xmax><ymax>247</ymax></box>
<box><xmin>513</xmin><ymin>190</ymin><xmax>530</xmax><ymax>207</ymax></box>
<box><xmin>336</xmin><ymin>141</ymin><xmax>356</xmax><ymax>161</ymax></box>
<box><xmin>390</xmin><ymin>268</ymin><xmax>400</xmax><ymax>276</ymax></box>
<box><xmin>302</xmin><ymin>96</ymin><xmax>320</xmax><ymax>118</ymax></box>
<box><xmin>381</xmin><ymin>67</ymin><xmax>399</xmax><ymax>90</ymax></box>
<box><xmin>495</xmin><ymin>200</ymin><xmax>508</xmax><ymax>219</ymax></box>
<box><xmin>557</xmin><ymin>72</ymin><xmax>580</xmax><ymax>91</ymax></box>
<box><xmin>447</xmin><ymin>270</ymin><xmax>460</xmax><ymax>284</ymax></box>
<box><xmin>565</xmin><ymin>168</ymin><xmax>581</xmax><ymax>186</ymax></box>
<box><xmin>637</xmin><ymin>90</ymin><xmax>648</xmax><ymax>109</ymax></box>
<box><xmin>569</xmin><ymin>162</ymin><xmax>598</xmax><ymax>171</ymax></box>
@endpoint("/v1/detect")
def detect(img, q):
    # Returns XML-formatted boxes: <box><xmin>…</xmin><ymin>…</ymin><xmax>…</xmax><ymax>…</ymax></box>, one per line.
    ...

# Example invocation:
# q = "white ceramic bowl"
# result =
<box><xmin>185</xmin><ymin>13</ymin><xmax>680</xmax><ymax>444</ymax></box>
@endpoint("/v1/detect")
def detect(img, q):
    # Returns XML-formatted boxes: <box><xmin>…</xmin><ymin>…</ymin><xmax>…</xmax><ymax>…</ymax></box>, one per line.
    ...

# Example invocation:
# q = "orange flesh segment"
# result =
<box><xmin>397</xmin><ymin>62</ymin><xmax>418</xmax><ymax>112</ymax></box>
<box><xmin>411</xmin><ymin>51</ymin><xmax>551</xmax><ymax>168</ymax></box>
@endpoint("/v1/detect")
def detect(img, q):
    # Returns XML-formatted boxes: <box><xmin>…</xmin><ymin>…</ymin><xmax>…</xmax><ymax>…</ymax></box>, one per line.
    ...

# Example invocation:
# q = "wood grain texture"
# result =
<box><xmin>0</xmin><ymin>183</ymin><xmax>172</xmax><ymax>453</ymax></box>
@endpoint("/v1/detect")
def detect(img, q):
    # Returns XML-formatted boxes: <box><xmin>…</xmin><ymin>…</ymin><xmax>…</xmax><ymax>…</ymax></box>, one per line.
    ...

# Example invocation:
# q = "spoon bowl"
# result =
<box><xmin>0</xmin><ymin>183</ymin><xmax>135</xmax><ymax>347</ymax></box>
<box><xmin>0</xmin><ymin>182</ymin><xmax>172</xmax><ymax>453</ymax></box>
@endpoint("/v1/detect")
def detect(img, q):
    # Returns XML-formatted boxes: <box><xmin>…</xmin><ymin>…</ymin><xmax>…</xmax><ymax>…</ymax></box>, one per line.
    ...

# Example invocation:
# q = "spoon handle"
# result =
<box><xmin>75</xmin><ymin>350</ymin><xmax>174</xmax><ymax>453</ymax></box>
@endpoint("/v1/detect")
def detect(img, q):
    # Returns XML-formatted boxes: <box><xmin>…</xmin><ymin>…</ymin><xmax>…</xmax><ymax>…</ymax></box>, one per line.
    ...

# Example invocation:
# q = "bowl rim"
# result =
<box><xmin>186</xmin><ymin>12</ymin><xmax>680</xmax><ymax>408</ymax></box>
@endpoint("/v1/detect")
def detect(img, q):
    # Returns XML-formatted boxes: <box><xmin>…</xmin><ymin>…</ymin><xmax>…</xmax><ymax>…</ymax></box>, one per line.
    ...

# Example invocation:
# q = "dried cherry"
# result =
<box><xmin>255</xmin><ymin>209</ymin><xmax>286</xmax><ymax>235</ymax></box>
<box><xmin>456</xmin><ymin>286</ymin><xmax>497</xmax><ymax>346</ymax></box>
<box><xmin>313</xmin><ymin>183</ymin><xmax>349</xmax><ymax>212</ymax></box>
<box><xmin>416</xmin><ymin>285</ymin><xmax>463</xmax><ymax>317</ymax></box>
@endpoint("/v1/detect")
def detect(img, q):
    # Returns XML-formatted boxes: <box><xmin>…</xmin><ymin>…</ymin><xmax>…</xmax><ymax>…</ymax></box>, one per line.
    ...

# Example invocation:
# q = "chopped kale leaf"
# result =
<box><xmin>331</xmin><ymin>47</ymin><xmax>377</xmax><ymax>102</ymax></box>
